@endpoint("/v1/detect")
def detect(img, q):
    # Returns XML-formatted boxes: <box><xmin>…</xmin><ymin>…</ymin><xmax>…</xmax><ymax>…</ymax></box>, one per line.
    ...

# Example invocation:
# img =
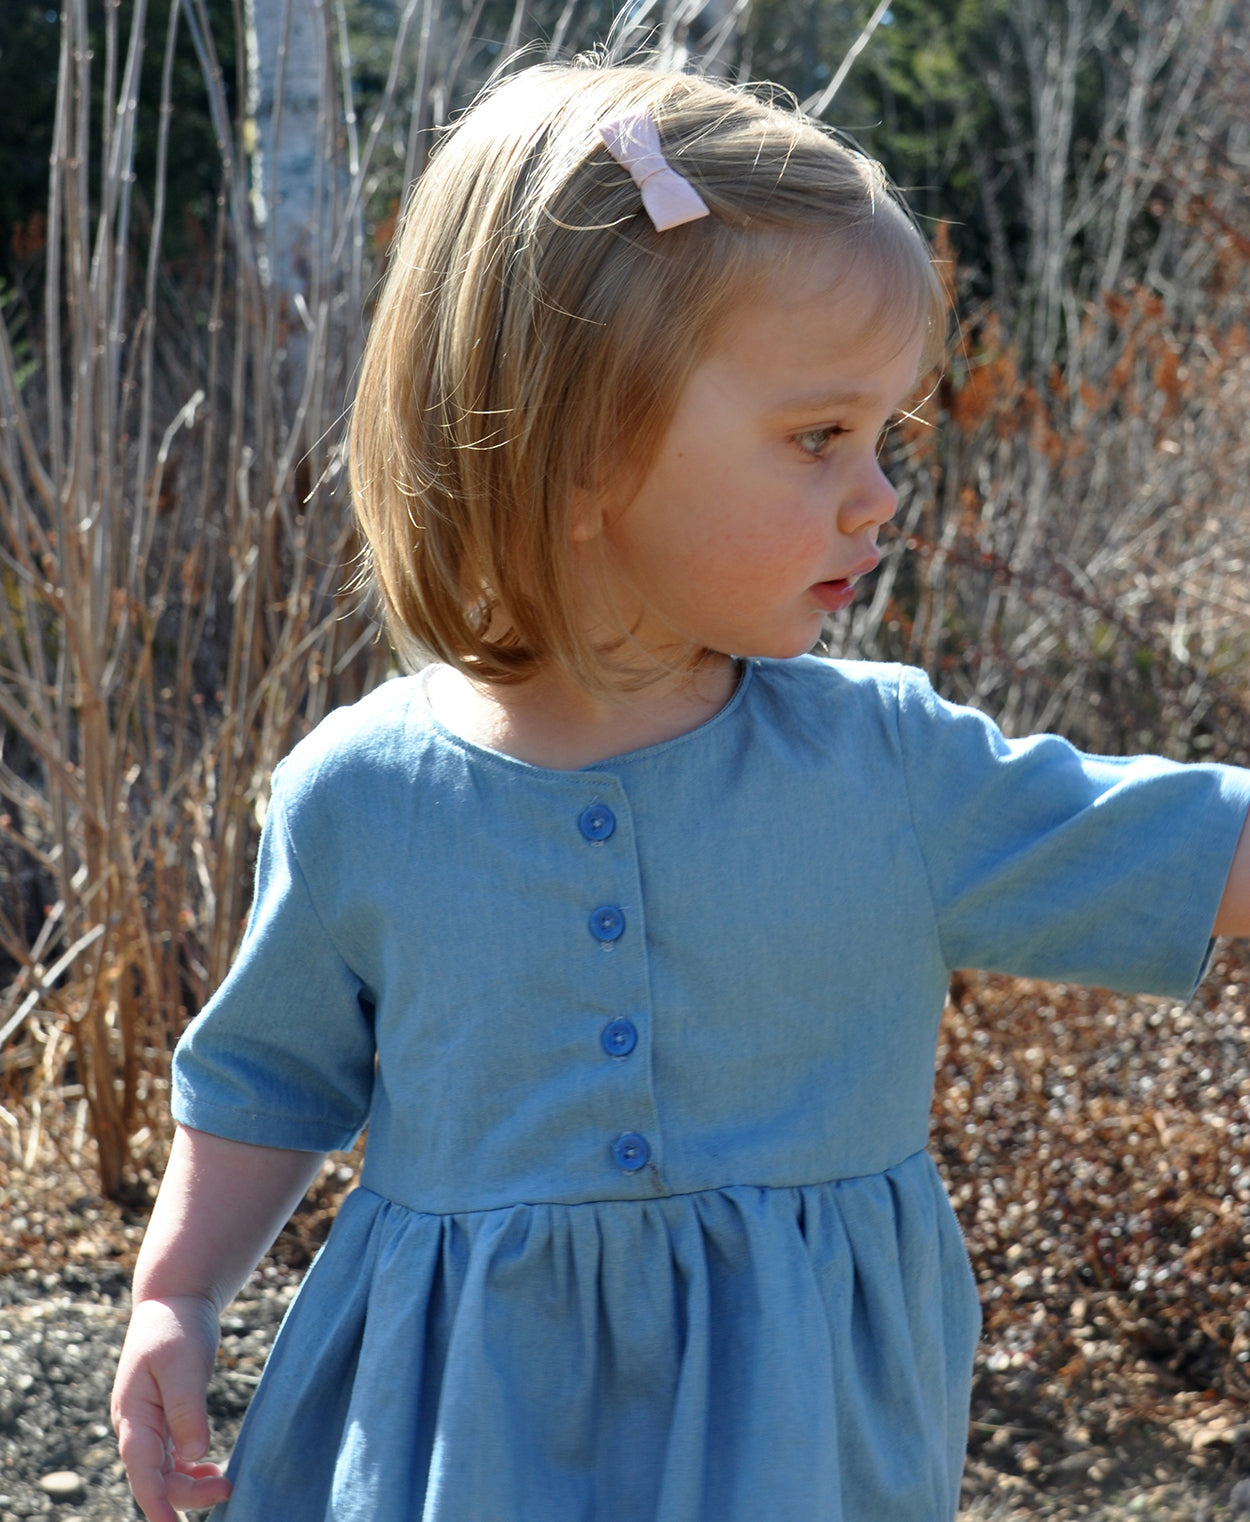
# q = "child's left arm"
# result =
<box><xmin>1214</xmin><ymin>811</ymin><xmax>1250</xmax><ymax>936</ymax></box>
<box><xmin>112</xmin><ymin>1126</ymin><xmax>326</xmax><ymax>1522</ymax></box>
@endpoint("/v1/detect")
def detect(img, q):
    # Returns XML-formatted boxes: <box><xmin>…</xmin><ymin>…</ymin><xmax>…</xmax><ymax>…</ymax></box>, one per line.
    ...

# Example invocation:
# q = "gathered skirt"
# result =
<box><xmin>210</xmin><ymin>1148</ymin><xmax>980</xmax><ymax>1522</ymax></box>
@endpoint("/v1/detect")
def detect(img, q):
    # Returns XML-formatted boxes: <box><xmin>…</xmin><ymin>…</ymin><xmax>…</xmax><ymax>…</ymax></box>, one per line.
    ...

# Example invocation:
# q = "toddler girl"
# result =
<box><xmin>112</xmin><ymin>60</ymin><xmax>1250</xmax><ymax>1522</ymax></box>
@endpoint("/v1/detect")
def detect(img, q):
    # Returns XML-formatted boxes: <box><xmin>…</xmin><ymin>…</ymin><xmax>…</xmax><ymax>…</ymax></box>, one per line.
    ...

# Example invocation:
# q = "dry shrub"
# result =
<box><xmin>939</xmin><ymin>946</ymin><xmax>1250</xmax><ymax>1494</ymax></box>
<box><xmin>0</xmin><ymin>0</ymin><xmax>393</xmax><ymax>1200</ymax></box>
<box><xmin>835</xmin><ymin>236</ymin><xmax>1250</xmax><ymax>761</ymax></box>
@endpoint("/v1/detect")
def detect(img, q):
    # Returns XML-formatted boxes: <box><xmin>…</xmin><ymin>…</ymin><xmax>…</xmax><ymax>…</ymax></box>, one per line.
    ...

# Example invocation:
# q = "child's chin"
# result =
<box><xmin>775</xmin><ymin>632</ymin><xmax>831</xmax><ymax>661</ymax></box>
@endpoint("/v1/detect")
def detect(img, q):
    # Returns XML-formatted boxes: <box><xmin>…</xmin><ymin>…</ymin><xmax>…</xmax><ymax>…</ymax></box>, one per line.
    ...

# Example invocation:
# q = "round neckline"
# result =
<box><xmin>417</xmin><ymin>659</ymin><xmax>756</xmax><ymax>776</ymax></box>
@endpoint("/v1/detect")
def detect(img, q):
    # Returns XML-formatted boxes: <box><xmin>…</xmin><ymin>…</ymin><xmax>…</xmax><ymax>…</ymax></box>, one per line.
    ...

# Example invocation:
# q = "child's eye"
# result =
<box><xmin>792</xmin><ymin>425</ymin><xmax>847</xmax><ymax>459</ymax></box>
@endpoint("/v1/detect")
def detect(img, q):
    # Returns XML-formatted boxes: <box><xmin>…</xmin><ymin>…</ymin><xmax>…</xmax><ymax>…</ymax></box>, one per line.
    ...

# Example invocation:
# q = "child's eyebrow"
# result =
<box><xmin>773</xmin><ymin>388</ymin><xmax>885</xmax><ymax>414</ymax></box>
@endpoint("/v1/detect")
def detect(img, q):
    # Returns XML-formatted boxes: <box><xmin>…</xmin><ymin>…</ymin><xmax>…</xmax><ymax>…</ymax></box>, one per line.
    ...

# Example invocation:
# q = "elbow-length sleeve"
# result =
<box><xmin>893</xmin><ymin>668</ymin><xmax>1250</xmax><ymax>997</ymax></box>
<box><xmin>172</xmin><ymin>768</ymin><xmax>377</xmax><ymax>1153</ymax></box>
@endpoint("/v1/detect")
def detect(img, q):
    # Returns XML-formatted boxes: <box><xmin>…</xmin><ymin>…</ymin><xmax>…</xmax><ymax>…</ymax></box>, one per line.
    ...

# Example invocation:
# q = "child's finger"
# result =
<box><xmin>174</xmin><ymin>1459</ymin><xmax>231</xmax><ymax>1480</ymax></box>
<box><xmin>113</xmin><ymin>1410</ymin><xmax>182</xmax><ymax>1522</ymax></box>
<box><xmin>116</xmin><ymin>1410</ymin><xmax>232</xmax><ymax>1522</ymax></box>
<box><xmin>157</xmin><ymin>1379</ymin><xmax>213</xmax><ymax>1462</ymax></box>
<box><xmin>164</xmin><ymin>1463</ymin><xmax>233</xmax><ymax>1512</ymax></box>
<box><xmin>125</xmin><ymin>1461</ymin><xmax>232</xmax><ymax>1522</ymax></box>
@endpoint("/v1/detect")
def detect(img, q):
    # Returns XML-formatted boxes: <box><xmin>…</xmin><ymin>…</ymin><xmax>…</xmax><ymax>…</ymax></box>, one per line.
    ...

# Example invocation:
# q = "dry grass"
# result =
<box><xmin>0</xmin><ymin>0</ymin><xmax>391</xmax><ymax>1197</ymax></box>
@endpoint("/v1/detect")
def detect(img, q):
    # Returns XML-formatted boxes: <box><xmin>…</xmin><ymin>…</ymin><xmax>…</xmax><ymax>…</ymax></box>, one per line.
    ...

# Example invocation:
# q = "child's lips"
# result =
<box><xmin>810</xmin><ymin>555</ymin><xmax>879</xmax><ymax>612</ymax></box>
<box><xmin>810</xmin><ymin>579</ymin><xmax>857</xmax><ymax>612</ymax></box>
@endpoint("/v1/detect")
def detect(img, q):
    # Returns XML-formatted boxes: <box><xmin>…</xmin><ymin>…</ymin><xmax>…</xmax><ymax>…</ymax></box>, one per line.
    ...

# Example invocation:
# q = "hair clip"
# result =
<box><xmin>597</xmin><ymin>110</ymin><xmax>710</xmax><ymax>232</ymax></box>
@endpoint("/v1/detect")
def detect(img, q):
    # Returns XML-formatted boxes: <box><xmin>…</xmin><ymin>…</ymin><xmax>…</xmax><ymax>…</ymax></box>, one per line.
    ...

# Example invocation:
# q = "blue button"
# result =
<box><xmin>601</xmin><ymin>1019</ymin><xmax>638</xmax><ymax>1057</ymax></box>
<box><xmin>612</xmin><ymin>1133</ymin><xmax>650</xmax><ymax>1171</ymax></box>
<box><xmin>579</xmin><ymin>804</ymin><xmax>615</xmax><ymax>842</ymax></box>
<box><xmin>589</xmin><ymin>905</ymin><xmax>625</xmax><ymax>942</ymax></box>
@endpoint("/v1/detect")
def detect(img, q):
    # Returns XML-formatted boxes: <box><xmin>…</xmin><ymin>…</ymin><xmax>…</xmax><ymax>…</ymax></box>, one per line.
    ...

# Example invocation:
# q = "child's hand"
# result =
<box><xmin>111</xmin><ymin>1293</ymin><xmax>233</xmax><ymax>1522</ymax></box>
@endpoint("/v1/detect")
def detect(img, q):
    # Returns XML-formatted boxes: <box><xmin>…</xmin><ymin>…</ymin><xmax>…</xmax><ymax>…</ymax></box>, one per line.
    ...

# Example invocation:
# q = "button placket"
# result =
<box><xmin>574</xmin><ymin>789</ymin><xmax>658</xmax><ymax>1182</ymax></box>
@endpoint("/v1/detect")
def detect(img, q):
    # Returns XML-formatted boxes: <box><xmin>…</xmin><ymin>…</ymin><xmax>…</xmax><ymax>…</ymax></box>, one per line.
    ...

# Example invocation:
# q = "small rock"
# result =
<box><xmin>1052</xmin><ymin>1450</ymin><xmax>1098</xmax><ymax>1475</ymax></box>
<box><xmin>1231</xmin><ymin>1476</ymin><xmax>1250</xmax><ymax>1517</ymax></box>
<box><xmin>37</xmin><ymin>1472</ymin><xmax>83</xmax><ymax>1500</ymax></box>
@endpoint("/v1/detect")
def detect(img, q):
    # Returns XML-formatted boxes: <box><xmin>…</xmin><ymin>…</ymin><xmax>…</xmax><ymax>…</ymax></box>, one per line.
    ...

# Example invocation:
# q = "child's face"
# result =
<box><xmin>573</xmin><ymin>249</ymin><xmax>925</xmax><ymax>667</ymax></box>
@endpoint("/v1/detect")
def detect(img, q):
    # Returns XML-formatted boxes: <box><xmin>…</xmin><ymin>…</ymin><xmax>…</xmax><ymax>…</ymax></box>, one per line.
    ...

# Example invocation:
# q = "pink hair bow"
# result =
<box><xmin>598</xmin><ymin>110</ymin><xmax>710</xmax><ymax>232</ymax></box>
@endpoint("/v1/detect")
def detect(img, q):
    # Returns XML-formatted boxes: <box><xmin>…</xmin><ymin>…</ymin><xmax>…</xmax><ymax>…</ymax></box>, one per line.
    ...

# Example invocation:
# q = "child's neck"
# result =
<box><xmin>426</xmin><ymin>654</ymin><xmax>741</xmax><ymax>770</ymax></box>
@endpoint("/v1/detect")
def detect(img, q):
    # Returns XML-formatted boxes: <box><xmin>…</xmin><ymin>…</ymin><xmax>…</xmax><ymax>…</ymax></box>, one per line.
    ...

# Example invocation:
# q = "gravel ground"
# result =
<box><xmin>1</xmin><ymin>1258</ymin><xmax>1249</xmax><ymax>1522</ymax></box>
<box><xmin>0</xmin><ymin>1264</ymin><xmax>296</xmax><ymax>1522</ymax></box>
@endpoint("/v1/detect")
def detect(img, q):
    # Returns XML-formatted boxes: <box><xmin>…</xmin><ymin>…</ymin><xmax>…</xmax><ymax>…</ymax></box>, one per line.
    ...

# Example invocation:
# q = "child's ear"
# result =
<box><xmin>569</xmin><ymin>486</ymin><xmax>605</xmax><ymax>544</ymax></box>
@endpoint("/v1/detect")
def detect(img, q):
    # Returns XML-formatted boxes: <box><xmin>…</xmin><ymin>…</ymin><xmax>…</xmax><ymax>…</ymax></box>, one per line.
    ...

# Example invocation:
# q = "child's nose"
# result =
<box><xmin>838</xmin><ymin>459</ymin><xmax>897</xmax><ymax>534</ymax></box>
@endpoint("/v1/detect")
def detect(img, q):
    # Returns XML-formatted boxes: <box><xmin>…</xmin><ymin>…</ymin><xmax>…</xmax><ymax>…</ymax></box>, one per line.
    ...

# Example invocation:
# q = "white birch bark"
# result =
<box><xmin>245</xmin><ymin>0</ymin><xmax>346</xmax><ymax>410</ymax></box>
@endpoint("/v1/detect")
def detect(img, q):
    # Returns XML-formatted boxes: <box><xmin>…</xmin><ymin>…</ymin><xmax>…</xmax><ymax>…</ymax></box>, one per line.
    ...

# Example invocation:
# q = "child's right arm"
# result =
<box><xmin>111</xmin><ymin>1125</ymin><xmax>325</xmax><ymax>1522</ymax></box>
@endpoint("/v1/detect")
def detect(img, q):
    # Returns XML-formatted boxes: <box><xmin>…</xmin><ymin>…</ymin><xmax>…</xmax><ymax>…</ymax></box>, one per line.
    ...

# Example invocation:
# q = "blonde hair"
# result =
<box><xmin>350</xmin><ymin>61</ymin><xmax>946</xmax><ymax>689</ymax></box>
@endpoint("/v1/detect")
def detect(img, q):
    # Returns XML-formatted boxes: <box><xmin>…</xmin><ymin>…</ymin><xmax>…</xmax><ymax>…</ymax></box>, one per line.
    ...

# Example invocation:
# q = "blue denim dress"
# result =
<box><xmin>174</xmin><ymin>656</ymin><xmax>1250</xmax><ymax>1522</ymax></box>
